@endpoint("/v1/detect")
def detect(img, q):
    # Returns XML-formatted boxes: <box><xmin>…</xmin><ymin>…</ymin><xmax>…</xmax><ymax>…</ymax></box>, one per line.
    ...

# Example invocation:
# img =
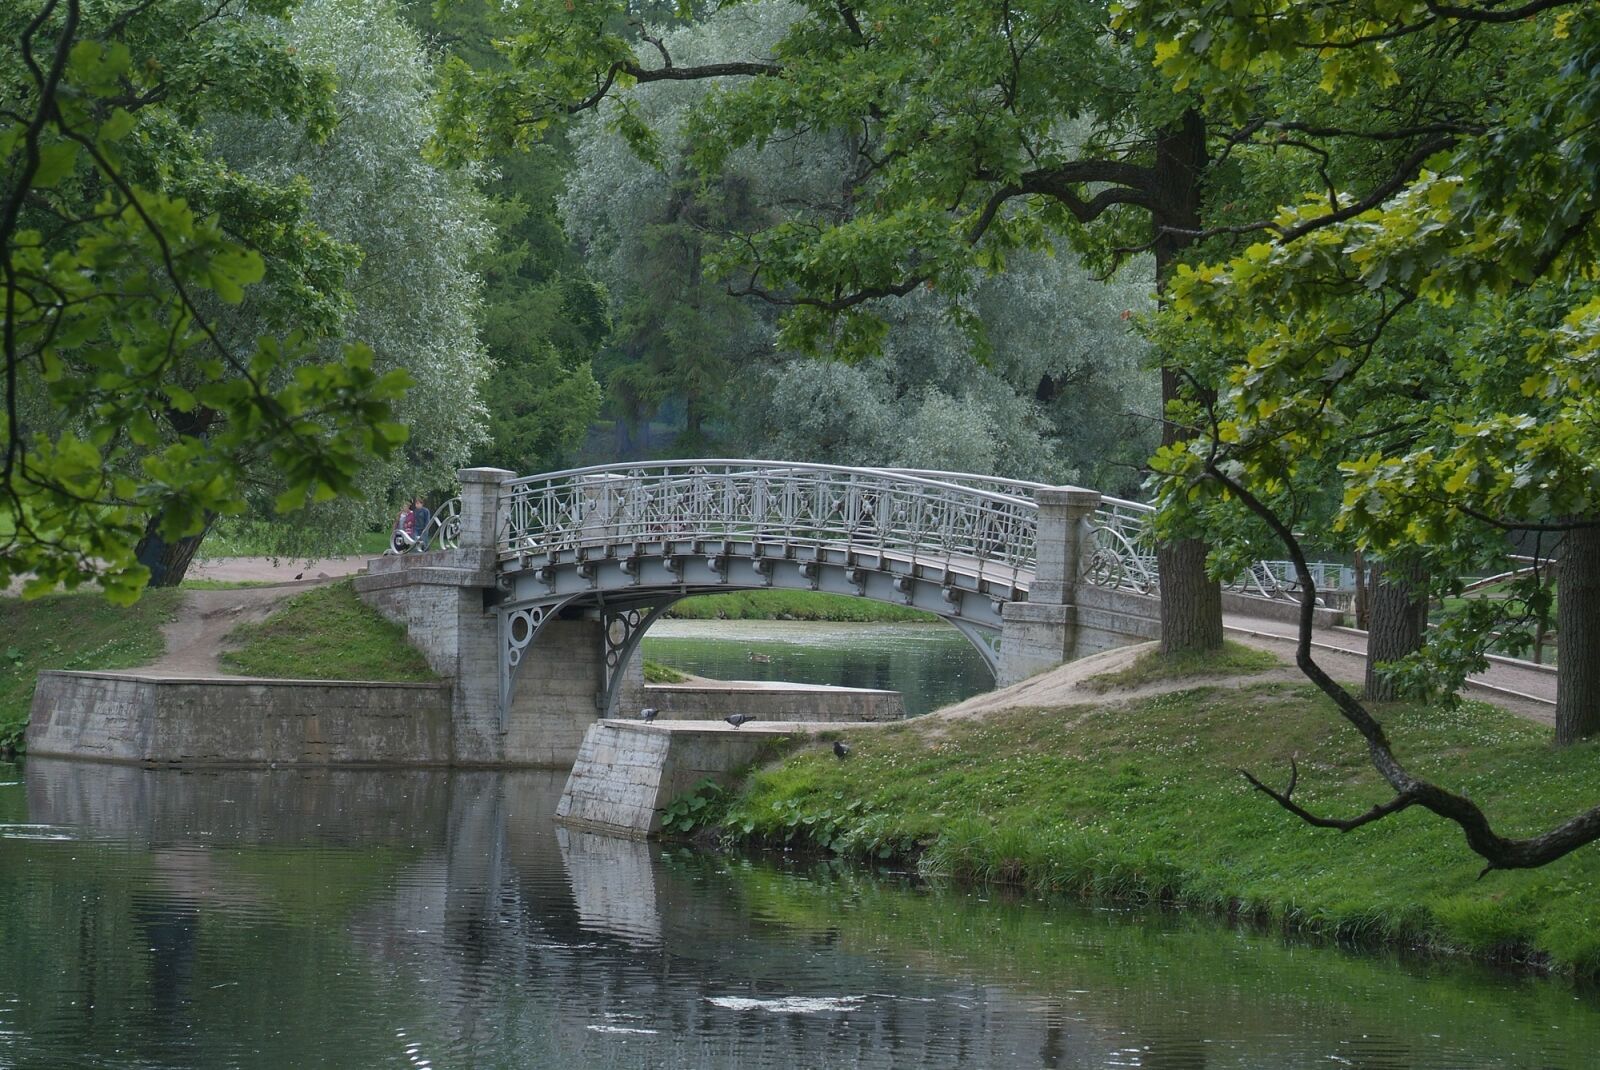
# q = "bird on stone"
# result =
<box><xmin>725</xmin><ymin>714</ymin><xmax>755</xmax><ymax>728</ymax></box>
<box><xmin>832</xmin><ymin>740</ymin><xmax>850</xmax><ymax>759</ymax></box>
<box><xmin>639</xmin><ymin>707</ymin><xmax>658</xmax><ymax>722</ymax></box>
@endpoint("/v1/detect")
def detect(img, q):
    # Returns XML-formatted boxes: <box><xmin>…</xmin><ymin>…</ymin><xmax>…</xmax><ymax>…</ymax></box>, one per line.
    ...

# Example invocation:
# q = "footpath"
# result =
<box><xmin>1224</xmin><ymin>612</ymin><xmax>1557</xmax><ymax>725</ymax></box>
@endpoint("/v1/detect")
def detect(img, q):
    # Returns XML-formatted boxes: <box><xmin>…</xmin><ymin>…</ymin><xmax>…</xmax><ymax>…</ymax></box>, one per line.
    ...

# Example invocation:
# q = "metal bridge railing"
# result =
<box><xmin>500</xmin><ymin>460</ymin><xmax>1040</xmax><ymax>587</ymax></box>
<box><xmin>385</xmin><ymin>497</ymin><xmax>462</xmax><ymax>555</ymax></box>
<box><xmin>496</xmin><ymin>460</ymin><xmax>1356</xmax><ymax>604</ymax></box>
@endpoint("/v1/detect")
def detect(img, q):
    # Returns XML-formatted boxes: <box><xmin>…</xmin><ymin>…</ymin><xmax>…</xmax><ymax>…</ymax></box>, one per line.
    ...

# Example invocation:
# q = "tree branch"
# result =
<box><xmin>1199</xmin><ymin>455</ymin><xmax>1600</xmax><ymax>871</ymax></box>
<box><xmin>1240</xmin><ymin>757</ymin><xmax>1418</xmax><ymax>830</ymax></box>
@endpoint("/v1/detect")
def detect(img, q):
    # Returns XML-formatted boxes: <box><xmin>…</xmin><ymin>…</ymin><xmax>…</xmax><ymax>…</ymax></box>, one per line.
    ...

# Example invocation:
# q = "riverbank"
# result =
<box><xmin>690</xmin><ymin>643</ymin><xmax>1600</xmax><ymax>978</ymax></box>
<box><xmin>0</xmin><ymin>579</ymin><xmax>433</xmax><ymax>755</ymax></box>
<box><xmin>667</xmin><ymin>590</ymin><xmax>937</xmax><ymax>623</ymax></box>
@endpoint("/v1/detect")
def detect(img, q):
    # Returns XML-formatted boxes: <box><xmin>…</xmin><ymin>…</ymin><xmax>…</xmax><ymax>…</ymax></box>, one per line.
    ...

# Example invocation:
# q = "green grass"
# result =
<box><xmin>668</xmin><ymin>589</ymin><xmax>938</xmax><ymax>623</ymax></box>
<box><xmin>708</xmin><ymin>666</ymin><xmax>1600</xmax><ymax>976</ymax></box>
<box><xmin>198</xmin><ymin>517</ymin><xmax>391</xmax><ymax>559</ymax></box>
<box><xmin>644</xmin><ymin>659</ymin><xmax>689</xmax><ymax>683</ymax></box>
<box><xmin>1080</xmin><ymin>639</ymin><xmax>1281</xmax><ymax>692</ymax></box>
<box><xmin>219</xmin><ymin>580</ymin><xmax>438</xmax><ymax>682</ymax></box>
<box><xmin>0</xmin><ymin>588</ymin><xmax>180</xmax><ymax>751</ymax></box>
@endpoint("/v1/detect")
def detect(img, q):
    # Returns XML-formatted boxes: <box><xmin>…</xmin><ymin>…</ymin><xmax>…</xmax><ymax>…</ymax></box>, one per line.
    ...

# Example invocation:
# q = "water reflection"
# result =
<box><xmin>1</xmin><ymin>759</ymin><xmax>1596</xmax><ymax>1068</ymax></box>
<box><xmin>643</xmin><ymin>620</ymin><xmax>994</xmax><ymax>715</ymax></box>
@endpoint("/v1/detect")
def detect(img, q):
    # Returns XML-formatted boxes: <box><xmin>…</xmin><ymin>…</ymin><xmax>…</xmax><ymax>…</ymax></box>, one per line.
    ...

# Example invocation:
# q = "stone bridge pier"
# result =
<box><xmin>355</xmin><ymin>468</ymin><xmax>643</xmax><ymax>767</ymax></box>
<box><xmin>996</xmin><ymin>488</ymin><xmax>1159</xmax><ymax>686</ymax></box>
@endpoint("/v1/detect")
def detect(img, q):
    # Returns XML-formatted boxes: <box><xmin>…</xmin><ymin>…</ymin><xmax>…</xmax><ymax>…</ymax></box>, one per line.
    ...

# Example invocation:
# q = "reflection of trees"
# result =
<box><xmin>643</xmin><ymin>625</ymin><xmax>994</xmax><ymax>715</ymax></box>
<box><xmin>136</xmin><ymin>904</ymin><xmax>198</xmax><ymax>1024</ymax></box>
<box><xmin>11</xmin><ymin>761</ymin><xmax>1579</xmax><ymax>1068</ymax></box>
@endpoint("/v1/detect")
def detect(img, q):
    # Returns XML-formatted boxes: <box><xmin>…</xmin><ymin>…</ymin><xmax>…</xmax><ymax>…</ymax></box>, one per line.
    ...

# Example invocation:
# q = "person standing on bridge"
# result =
<box><xmin>411</xmin><ymin>497</ymin><xmax>432</xmax><ymax>550</ymax></box>
<box><xmin>392</xmin><ymin>501</ymin><xmax>415</xmax><ymax>552</ymax></box>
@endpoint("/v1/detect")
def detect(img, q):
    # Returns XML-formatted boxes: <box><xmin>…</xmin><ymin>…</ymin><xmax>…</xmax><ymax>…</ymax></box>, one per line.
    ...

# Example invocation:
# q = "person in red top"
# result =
<box><xmin>392</xmin><ymin>503</ymin><xmax>415</xmax><ymax>552</ymax></box>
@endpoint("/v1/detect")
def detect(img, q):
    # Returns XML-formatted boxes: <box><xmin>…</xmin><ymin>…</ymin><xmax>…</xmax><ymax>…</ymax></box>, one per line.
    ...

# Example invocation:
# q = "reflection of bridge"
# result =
<box><xmin>355</xmin><ymin>462</ymin><xmax>1329</xmax><ymax>766</ymax></box>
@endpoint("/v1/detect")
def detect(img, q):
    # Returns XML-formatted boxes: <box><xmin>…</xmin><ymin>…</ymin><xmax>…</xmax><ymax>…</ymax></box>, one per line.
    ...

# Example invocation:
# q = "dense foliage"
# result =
<box><xmin>2</xmin><ymin>0</ymin><xmax>411</xmax><ymax>599</ymax></box>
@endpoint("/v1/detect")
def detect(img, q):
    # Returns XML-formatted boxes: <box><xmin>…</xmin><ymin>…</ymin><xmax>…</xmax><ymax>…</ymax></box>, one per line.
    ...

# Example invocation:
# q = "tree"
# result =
<box><xmin>2</xmin><ymin>0</ymin><xmax>409</xmax><ymax>600</ymax></box>
<box><xmin>439</xmin><ymin>0</ymin><xmax>1237</xmax><ymax>651</ymax></box>
<box><xmin>1125</xmin><ymin>0</ymin><xmax>1600</xmax><ymax>867</ymax></box>
<box><xmin>171</xmin><ymin>0</ymin><xmax>492</xmax><ymax>577</ymax></box>
<box><xmin>553</xmin><ymin>5</ymin><xmax>1157</xmax><ymax>477</ymax></box>
<box><xmin>404</xmin><ymin>0</ymin><xmax>607</xmax><ymax>476</ymax></box>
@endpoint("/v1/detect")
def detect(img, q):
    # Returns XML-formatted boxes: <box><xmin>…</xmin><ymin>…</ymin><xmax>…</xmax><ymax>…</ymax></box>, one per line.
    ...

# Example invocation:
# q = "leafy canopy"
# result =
<box><xmin>3</xmin><ymin>1</ymin><xmax>411</xmax><ymax>600</ymax></box>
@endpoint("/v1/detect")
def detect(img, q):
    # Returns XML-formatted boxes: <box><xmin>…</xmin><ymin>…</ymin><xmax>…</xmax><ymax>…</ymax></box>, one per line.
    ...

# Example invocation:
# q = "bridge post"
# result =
<box><xmin>458</xmin><ymin>466</ymin><xmax>514</xmax><ymax>550</ymax></box>
<box><xmin>997</xmin><ymin>487</ymin><xmax>1102</xmax><ymax>686</ymax></box>
<box><xmin>355</xmin><ymin>467</ymin><xmax>514</xmax><ymax>764</ymax></box>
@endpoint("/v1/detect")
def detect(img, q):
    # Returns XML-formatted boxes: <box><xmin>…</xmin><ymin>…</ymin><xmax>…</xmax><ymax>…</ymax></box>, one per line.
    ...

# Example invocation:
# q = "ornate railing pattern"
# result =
<box><xmin>388</xmin><ymin>497</ymin><xmax>462</xmax><ymax>555</ymax></box>
<box><xmin>501</xmin><ymin>461</ymin><xmax>1040</xmax><ymax>587</ymax></box>
<box><xmin>493</xmin><ymin>460</ymin><xmax>1353</xmax><ymax>603</ymax></box>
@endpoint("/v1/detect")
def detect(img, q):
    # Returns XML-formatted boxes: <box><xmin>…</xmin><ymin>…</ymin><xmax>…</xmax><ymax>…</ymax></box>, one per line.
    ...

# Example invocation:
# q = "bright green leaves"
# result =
<box><xmin>1114</xmin><ymin>0</ymin><xmax>1423</xmax><ymax>113</ymax></box>
<box><xmin>1132</xmin><ymin>0</ymin><xmax>1600</xmax><ymax>693</ymax></box>
<box><xmin>2</xmin><ymin>1</ymin><xmax>412</xmax><ymax>598</ymax></box>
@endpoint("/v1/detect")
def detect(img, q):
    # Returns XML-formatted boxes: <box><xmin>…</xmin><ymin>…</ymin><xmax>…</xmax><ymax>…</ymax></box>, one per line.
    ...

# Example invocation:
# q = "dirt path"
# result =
<box><xmin>926</xmin><ymin>624</ymin><xmax>1557</xmax><ymax>731</ymax></box>
<box><xmin>111</xmin><ymin>555</ymin><xmax>372</xmax><ymax>678</ymax></box>
<box><xmin>185</xmin><ymin>555</ymin><xmax>370</xmax><ymax>585</ymax></box>
<box><xmin>121</xmin><ymin>582</ymin><xmax>319</xmax><ymax>679</ymax></box>
<box><xmin>1222</xmin><ymin>613</ymin><xmax>1556</xmax><ymax>727</ymax></box>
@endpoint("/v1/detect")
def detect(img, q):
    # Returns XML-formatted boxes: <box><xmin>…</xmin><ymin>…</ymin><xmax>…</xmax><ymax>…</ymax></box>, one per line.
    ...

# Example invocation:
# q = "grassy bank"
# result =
<box><xmin>668</xmin><ymin>589</ymin><xmax>938</xmax><ymax>623</ymax></box>
<box><xmin>220</xmin><ymin>581</ymin><xmax>437</xmax><ymax>681</ymax></box>
<box><xmin>691</xmin><ymin>664</ymin><xmax>1600</xmax><ymax>977</ymax></box>
<box><xmin>0</xmin><ymin>589</ymin><xmax>180</xmax><ymax>752</ymax></box>
<box><xmin>198</xmin><ymin>517</ymin><xmax>392</xmax><ymax>559</ymax></box>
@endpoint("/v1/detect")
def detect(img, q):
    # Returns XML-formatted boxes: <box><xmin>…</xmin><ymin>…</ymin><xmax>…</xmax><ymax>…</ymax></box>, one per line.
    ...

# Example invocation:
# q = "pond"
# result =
<box><xmin>642</xmin><ymin>620</ymin><xmax>994</xmax><ymax>715</ymax></box>
<box><xmin>1</xmin><ymin>761</ymin><xmax>1596</xmax><ymax>1068</ymax></box>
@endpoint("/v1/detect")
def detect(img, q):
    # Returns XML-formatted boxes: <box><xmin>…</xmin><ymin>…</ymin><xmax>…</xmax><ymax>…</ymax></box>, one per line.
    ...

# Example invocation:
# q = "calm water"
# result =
<box><xmin>2</xmin><ymin>760</ymin><xmax>1597</xmax><ymax>1069</ymax></box>
<box><xmin>642</xmin><ymin>621</ymin><xmax>993</xmax><ymax>715</ymax></box>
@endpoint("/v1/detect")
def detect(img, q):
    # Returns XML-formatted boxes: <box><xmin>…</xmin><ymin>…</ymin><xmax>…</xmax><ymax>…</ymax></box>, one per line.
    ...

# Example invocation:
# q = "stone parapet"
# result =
<box><xmin>457</xmin><ymin>466</ymin><xmax>515</xmax><ymax>551</ymax></box>
<box><xmin>355</xmin><ymin>548</ymin><xmax>497</xmax><ymax>590</ymax></box>
<box><xmin>1030</xmin><ymin>486</ymin><xmax>1102</xmax><ymax>605</ymax></box>
<box><xmin>1220</xmin><ymin>590</ymin><xmax>1345</xmax><ymax>628</ymax></box>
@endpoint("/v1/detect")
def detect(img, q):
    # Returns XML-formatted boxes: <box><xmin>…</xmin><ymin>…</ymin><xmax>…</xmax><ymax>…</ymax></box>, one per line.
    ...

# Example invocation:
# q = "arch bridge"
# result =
<box><xmin>356</xmin><ymin>461</ymin><xmax>1324</xmax><ymax>766</ymax></box>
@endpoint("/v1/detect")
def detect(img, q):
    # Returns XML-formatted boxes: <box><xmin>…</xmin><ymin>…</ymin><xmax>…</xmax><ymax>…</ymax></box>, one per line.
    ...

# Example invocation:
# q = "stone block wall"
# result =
<box><xmin>503</xmin><ymin>616</ymin><xmax>644</xmax><ymax>767</ymax></box>
<box><xmin>556</xmin><ymin>719</ymin><xmax>853</xmax><ymax>838</ymax></box>
<box><xmin>355</xmin><ymin>550</ymin><xmax>501</xmax><ymax>763</ymax></box>
<box><xmin>26</xmin><ymin>671</ymin><xmax>452</xmax><ymax>766</ymax></box>
<box><xmin>643</xmin><ymin>681</ymin><xmax>904</xmax><ymax>722</ymax></box>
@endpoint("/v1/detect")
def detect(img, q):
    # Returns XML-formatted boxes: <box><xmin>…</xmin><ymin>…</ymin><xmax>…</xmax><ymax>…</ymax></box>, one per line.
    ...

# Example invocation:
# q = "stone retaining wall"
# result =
<box><xmin>26</xmin><ymin>671</ymin><xmax>452</xmax><ymax>766</ymax></box>
<box><xmin>642</xmin><ymin>681</ymin><xmax>903</xmax><ymax>722</ymax></box>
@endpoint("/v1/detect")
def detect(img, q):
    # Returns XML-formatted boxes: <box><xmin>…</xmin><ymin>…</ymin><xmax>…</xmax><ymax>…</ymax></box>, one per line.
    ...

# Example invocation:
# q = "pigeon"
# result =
<box><xmin>639</xmin><ymin>707</ymin><xmax>658</xmax><ymax>722</ymax></box>
<box><xmin>725</xmin><ymin>714</ymin><xmax>756</xmax><ymax>728</ymax></box>
<box><xmin>832</xmin><ymin>740</ymin><xmax>850</xmax><ymax>759</ymax></box>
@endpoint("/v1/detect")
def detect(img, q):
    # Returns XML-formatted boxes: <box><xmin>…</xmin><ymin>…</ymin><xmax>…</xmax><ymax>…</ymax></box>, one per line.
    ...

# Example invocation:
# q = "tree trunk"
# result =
<box><xmin>1555</xmin><ymin>523</ymin><xmax>1600</xmax><ymax>744</ymax></box>
<box><xmin>1363</xmin><ymin>553</ymin><xmax>1429</xmax><ymax>701</ymax></box>
<box><xmin>1352</xmin><ymin>550</ymin><xmax>1370</xmax><ymax>630</ymax></box>
<box><xmin>1151</xmin><ymin>108</ymin><xmax>1223</xmax><ymax>653</ymax></box>
<box><xmin>135</xmin><ymin>513</ymin><xmax>216</xmax><ymax>588</ymax></box>
<box><xmin>1158</xmin><ymin>534</ymin><xmax>1224</xmax><ymax>654</ymax></box>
